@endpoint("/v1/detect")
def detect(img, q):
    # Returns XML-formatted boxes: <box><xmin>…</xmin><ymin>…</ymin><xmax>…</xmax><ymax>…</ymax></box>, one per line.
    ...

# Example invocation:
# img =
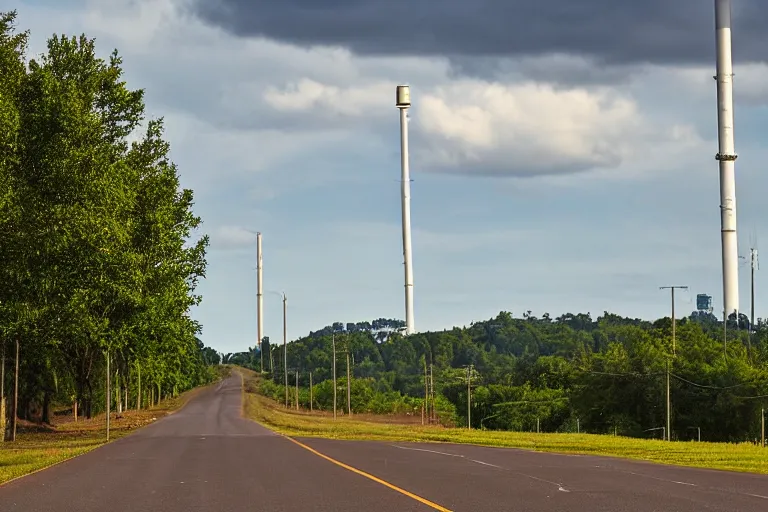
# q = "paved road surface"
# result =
<box><xmin>1</xmin><ymin>374</ymin><xmax>766</xmax><ymax>511</ymax></box>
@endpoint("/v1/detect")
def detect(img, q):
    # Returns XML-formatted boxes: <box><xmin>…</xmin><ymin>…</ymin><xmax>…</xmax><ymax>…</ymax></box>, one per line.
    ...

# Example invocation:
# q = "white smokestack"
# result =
<box><xmin>257</xmin><ymin>232</ymin><xmax>264</xmax><ymax>358</ymax></box>
<box><xmin>396</xmin><ymin>85</ymin><xmax>415</xmax><ymax>335</ymax></box>
<box><xmin>715</xmin><ymin>0</ymin><xmax>739</xmax><ymax>318</ymax></box>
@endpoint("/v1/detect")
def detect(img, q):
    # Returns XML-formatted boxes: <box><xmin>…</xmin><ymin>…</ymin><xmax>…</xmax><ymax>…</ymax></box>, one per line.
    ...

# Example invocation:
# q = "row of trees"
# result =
<box><xmin>0</xmin><ymin>12</ymin><xmax>217</xmax><ymax>439</ymax></box>
<box><xmin>252</xmin><ymin>310</ymin><xmax>768</xmax><ymax>442</ymax></box>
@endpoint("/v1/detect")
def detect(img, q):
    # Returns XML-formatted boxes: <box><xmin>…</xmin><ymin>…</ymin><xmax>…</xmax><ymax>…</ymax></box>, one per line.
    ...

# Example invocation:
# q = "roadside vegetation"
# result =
<box><xmin>232</xmin><ymin>312</ymin><xmax>768</xmax><ymax>443</ymax></box>
<box><xmin>241</xmin><ymin>369</ymin><xmax>768</xmax><ymax>475</ymax></box>
<box><xmin>0</xmin><ymin>11</ymin><xmax>218</xmax><ymax>444</ymax></box>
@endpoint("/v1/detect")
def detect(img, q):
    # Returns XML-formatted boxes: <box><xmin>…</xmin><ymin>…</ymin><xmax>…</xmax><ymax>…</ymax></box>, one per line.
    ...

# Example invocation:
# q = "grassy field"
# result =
<box><xmin>0</xmin><ymin>384</ymin><xmax>210</xmax><ymax>486</ymax></box>
<box><xmin>241</xmin><ymin>369</ymin><xmax>768</xmax><ymax>475</ymax></box>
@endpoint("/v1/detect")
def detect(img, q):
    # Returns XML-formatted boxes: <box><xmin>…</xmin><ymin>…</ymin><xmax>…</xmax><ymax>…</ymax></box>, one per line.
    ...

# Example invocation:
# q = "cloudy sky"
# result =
<box><xmin>10</xmin><ymin>0</ymin><xmax>768</xmax><ymax>353</ymax></box>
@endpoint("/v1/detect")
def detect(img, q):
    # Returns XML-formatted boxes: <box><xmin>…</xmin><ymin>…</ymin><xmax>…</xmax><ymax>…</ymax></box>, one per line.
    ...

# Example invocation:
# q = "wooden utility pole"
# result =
<box><xmin>660</xmin><ymin>285</ymin><xmax>687</xmax><ymax>441</ymax></box>
<box><xmin>660</xmin><ymin>286</ymin><xmax>687</xmax><ymax>355</ymax></box>
<box><xmin>762</xmin><ymin>407</ymin><xmax>765</xmax><ymax>448</ymax></box>
<box><xmin>283</xmin><ymin>293</ymin><xmax>288</xmax><ymax>408</ymax></box>
<box><xmin>430</xmin><ymin>364</ymin><xmax>435</xmax><ymax>423</ymax></box>
<box><xmin>346</xmin><ymin>350</ymin><xmax>351</xmax><ymax>416</ymax></box>
<box><xmin>666</xmin><ymin>359</ymin><xmax>670</xmax><ymax>441</ymax></box>
<box><xmin>257</xmin><ymin>232</ymin><xmax>264</xmax><ymax>372</ymax></box>
<box><xmin>423</xmin><ymin>361</ymin><xmax>428</xmax><ymax>424</ymax></box>
<box><xmin>750</xmin><ymin>248</ymin><xmax>758</xmax><ymax>355</ymax></box>
<box><xmin>309</xmin><ymin>372</ymin><xmax>313</xmax><ymax>412</ymax></box>
<box><xmin>295</xmin><ymin>370</ymin><xmax>299</xmax><ymax>410</ymax></box>
<box><xmin>12</xmin><ymin>339</ymin><xmax>19</xmax><ymax>442</ymax></box>
<box><xmin>332</xmin><ymin>333</ymin><xmax>337</xmax><ymax>419</ymax></box>
<box><xmin>466</xmin><ymin>364</ymin><xmax>472</xmax><ymax>430</ymax></box>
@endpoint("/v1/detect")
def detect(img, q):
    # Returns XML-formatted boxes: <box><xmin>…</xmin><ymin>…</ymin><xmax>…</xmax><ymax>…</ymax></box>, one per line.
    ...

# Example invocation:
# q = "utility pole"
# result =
<box><xmin>346</xmin><ymin>345</ymin><xmax>352</xmax><ymax>416</ymax></box>
<box><xmin>257</xmin><ymin>232</ymin><xmax>264</xmax><ymax>372</ymax></box>
<box><xmin>309</xmin><ymin>372</ymin><xmax>313</xmax><ymax>412</ymax></box>
<box><xmin>396</xmin><ymin>85</ymin><xmax>415</xmax><ymax>335</ymax></box>
<box><xmin>660</xmin><ymin>285</ymin><xmax>687</xmax><ymax>441</ymax></box>
<box><xmin>332</xmin><ymin>332</ymin><xmax>337</xmax><ymax>419</ymax></box>
<box><xmin>430</xmin><ymin>364</ymin><xmax>435</xmax><ymax>423</ymax></box>
<box><xmin>283</xmin><ymin>293</ymin><xmax>288</xmax><ymax>408</ymax></box>
<box><xmin>466</xmin><ymin>364</ymin><xmax>473</xmax><ymax>430</ymax></box>
<box><xmin>761</xmin><ymin>407</ymin><xmax>765</xmax><ymax>448</ymax></box>
<box><xmin>666</xmin><ymin>359</ymin><xmax>671</xmax><ymax>442</ymax></box>
<box><xmin>423</xmin><ymin>361</ymin><xmax>428</xmax><ymax>424</ymax></box>
<box><xmin>750</xmin><ymin>248</ymin><xmax>758</xmax><ymax>355</ymax></box>
<box><xmin>660</xmin><ymin>286</ymin><xmax>688</xmax><ymax>355</ymax></box>
<box><xmin>295</xmin><ymin>370</ymin><xmax>299</xmax><ymax>411</ymax></box>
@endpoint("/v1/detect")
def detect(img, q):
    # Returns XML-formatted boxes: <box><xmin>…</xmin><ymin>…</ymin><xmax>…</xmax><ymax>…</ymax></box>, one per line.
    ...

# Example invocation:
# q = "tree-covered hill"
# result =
<box><xmin>247</xmin><ymin>311</ymin><xmax>768</xmax><ymax>442</ymax></box>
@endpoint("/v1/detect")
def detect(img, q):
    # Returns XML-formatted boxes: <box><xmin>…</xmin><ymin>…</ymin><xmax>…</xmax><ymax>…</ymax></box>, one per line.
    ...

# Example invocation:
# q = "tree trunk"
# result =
<box><xmin>1</xmin><ymin>343</ymin><xmax>5</xmax><ymax>441</ymax></box>
<box><xmin>136</xmin><ymin>364</ymin><xmax>141</xmax><ymax>411</ymax></box>
<box><xmin>42</xmin><ymin>391</ymin><xmax>51</xmax><ymax>424</ymax></box>
<box><xmin>73</xmin><ymin>399</ymin><xmax>78</xmax><ymax>422</ymax></box>
<box><xmin>85</xmin><ymin>379</ymin><xmax>93</xmax><ymax>419</ymax></box>
<box><xmin>12</xmin><ymin>339</ymin><xmax>19</xmax><ymax>441</ymax></box>
<box><xmin>116</xmin><ymin>368</ymin><xmax>122</xmax><ymax>415</ymax></box>
<box><xmin>106</xmin><ymin>352</ymin><xmax>110</xmax><ymax>441</ymax></box>
<box><xmin>0</xmin><ymin>397</ymin><xmax>5</xmax><ymax>442</ymax></box>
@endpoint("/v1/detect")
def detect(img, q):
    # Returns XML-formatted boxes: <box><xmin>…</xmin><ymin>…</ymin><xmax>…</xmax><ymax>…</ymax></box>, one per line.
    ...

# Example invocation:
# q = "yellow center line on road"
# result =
<box><xmin>282</xmin><ymin>436</ymin><xmax>453</xmax><ymax>512</ymax></box>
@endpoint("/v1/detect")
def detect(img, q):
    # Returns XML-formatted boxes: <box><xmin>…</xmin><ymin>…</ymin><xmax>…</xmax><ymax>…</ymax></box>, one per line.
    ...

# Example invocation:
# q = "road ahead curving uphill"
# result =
<box><xmin>1</xmin><ymin>373</ymin><xmax>767</xmax><ymax>511</ymax></box>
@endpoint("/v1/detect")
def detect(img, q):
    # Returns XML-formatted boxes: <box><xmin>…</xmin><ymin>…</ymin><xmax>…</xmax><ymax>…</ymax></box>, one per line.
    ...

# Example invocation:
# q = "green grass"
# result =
<box><xmin>241</xmin><ymin>371</ymin><xmax>768</xmax><ymax>475</ymax></box>
<box><xmin>0</xmin><ymin>385</ymin><xmax>210</xmax><ymax>485</ymax></box>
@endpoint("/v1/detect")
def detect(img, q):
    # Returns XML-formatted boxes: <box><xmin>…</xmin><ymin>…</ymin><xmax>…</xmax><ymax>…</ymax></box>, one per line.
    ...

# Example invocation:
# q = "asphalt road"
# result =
<box><xmin>1</xmin><ymin>374</ymin><xmax>766</xmax><ymax>511</ymax></box>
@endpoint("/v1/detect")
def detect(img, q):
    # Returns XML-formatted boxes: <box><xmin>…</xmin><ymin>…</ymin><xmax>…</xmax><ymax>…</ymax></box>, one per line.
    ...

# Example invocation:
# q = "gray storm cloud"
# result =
<box><xmin>189</xmin><ymin>0</ymin><xmax>765</xmax><ymax>65</ymax></box>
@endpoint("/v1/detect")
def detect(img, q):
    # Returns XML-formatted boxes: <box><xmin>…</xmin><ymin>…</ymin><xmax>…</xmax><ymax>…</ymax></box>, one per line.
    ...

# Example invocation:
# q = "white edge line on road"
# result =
<box><xmin>391</xmin><ymin>444</ymin><xmax>572</xmax><ymax>493</ymax></box>
<box><xmin>390</xmin><ymin>445</ymin><xmax>465</xmax><ymax>458</ymax></box>
<box><xmin>469</xmin><ymin>459</ymin><xmax>503</xmax><ymax>469</ymax></box>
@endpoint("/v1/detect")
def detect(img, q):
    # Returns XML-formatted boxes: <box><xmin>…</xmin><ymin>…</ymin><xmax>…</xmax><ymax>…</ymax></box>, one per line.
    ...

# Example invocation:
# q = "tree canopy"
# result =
<box><xmin>0</xmin><ymin>11</ymin><xmax>217</xmax><ymax>428</ymax></box>
<box><xmin>252</xmin><ymin>311</ymin><xmax>768</xmax><ymax>442</ymax></box>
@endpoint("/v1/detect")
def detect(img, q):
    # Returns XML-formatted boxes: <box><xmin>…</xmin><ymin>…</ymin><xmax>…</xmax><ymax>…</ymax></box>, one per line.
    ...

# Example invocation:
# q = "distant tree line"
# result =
<box><xmin>254</xmin><ymin>310</ymin><xmax>768</xmax><ymax>442</ymax></box>
<box><xmin>0</xmin><ymin>12</ymin><xmax>218</xmax><ymax>439</ymax></box>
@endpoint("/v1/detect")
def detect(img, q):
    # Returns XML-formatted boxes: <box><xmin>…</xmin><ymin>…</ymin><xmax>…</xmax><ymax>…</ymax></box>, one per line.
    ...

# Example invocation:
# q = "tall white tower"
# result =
<box><xmin>715</xmin><ymin>0</ymin><xmax>739</xmax><ymax>318</ymax></box>
<box><xmin>396</xmin><ymin>85</ymin><xmax>415</xmax><ymax>335</ymax></box>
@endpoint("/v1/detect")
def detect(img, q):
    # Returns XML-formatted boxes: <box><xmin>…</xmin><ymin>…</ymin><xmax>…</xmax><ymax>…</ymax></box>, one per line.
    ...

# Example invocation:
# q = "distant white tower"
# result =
<box><xmin>396</xmin><ymin>85</ymin><xmax>415</xmax><ymax>335</ymax></box>
<box><xmin>714</xmin><ymin>0</ymin><xmax>739</xmax><ymax>319</ymax></box>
